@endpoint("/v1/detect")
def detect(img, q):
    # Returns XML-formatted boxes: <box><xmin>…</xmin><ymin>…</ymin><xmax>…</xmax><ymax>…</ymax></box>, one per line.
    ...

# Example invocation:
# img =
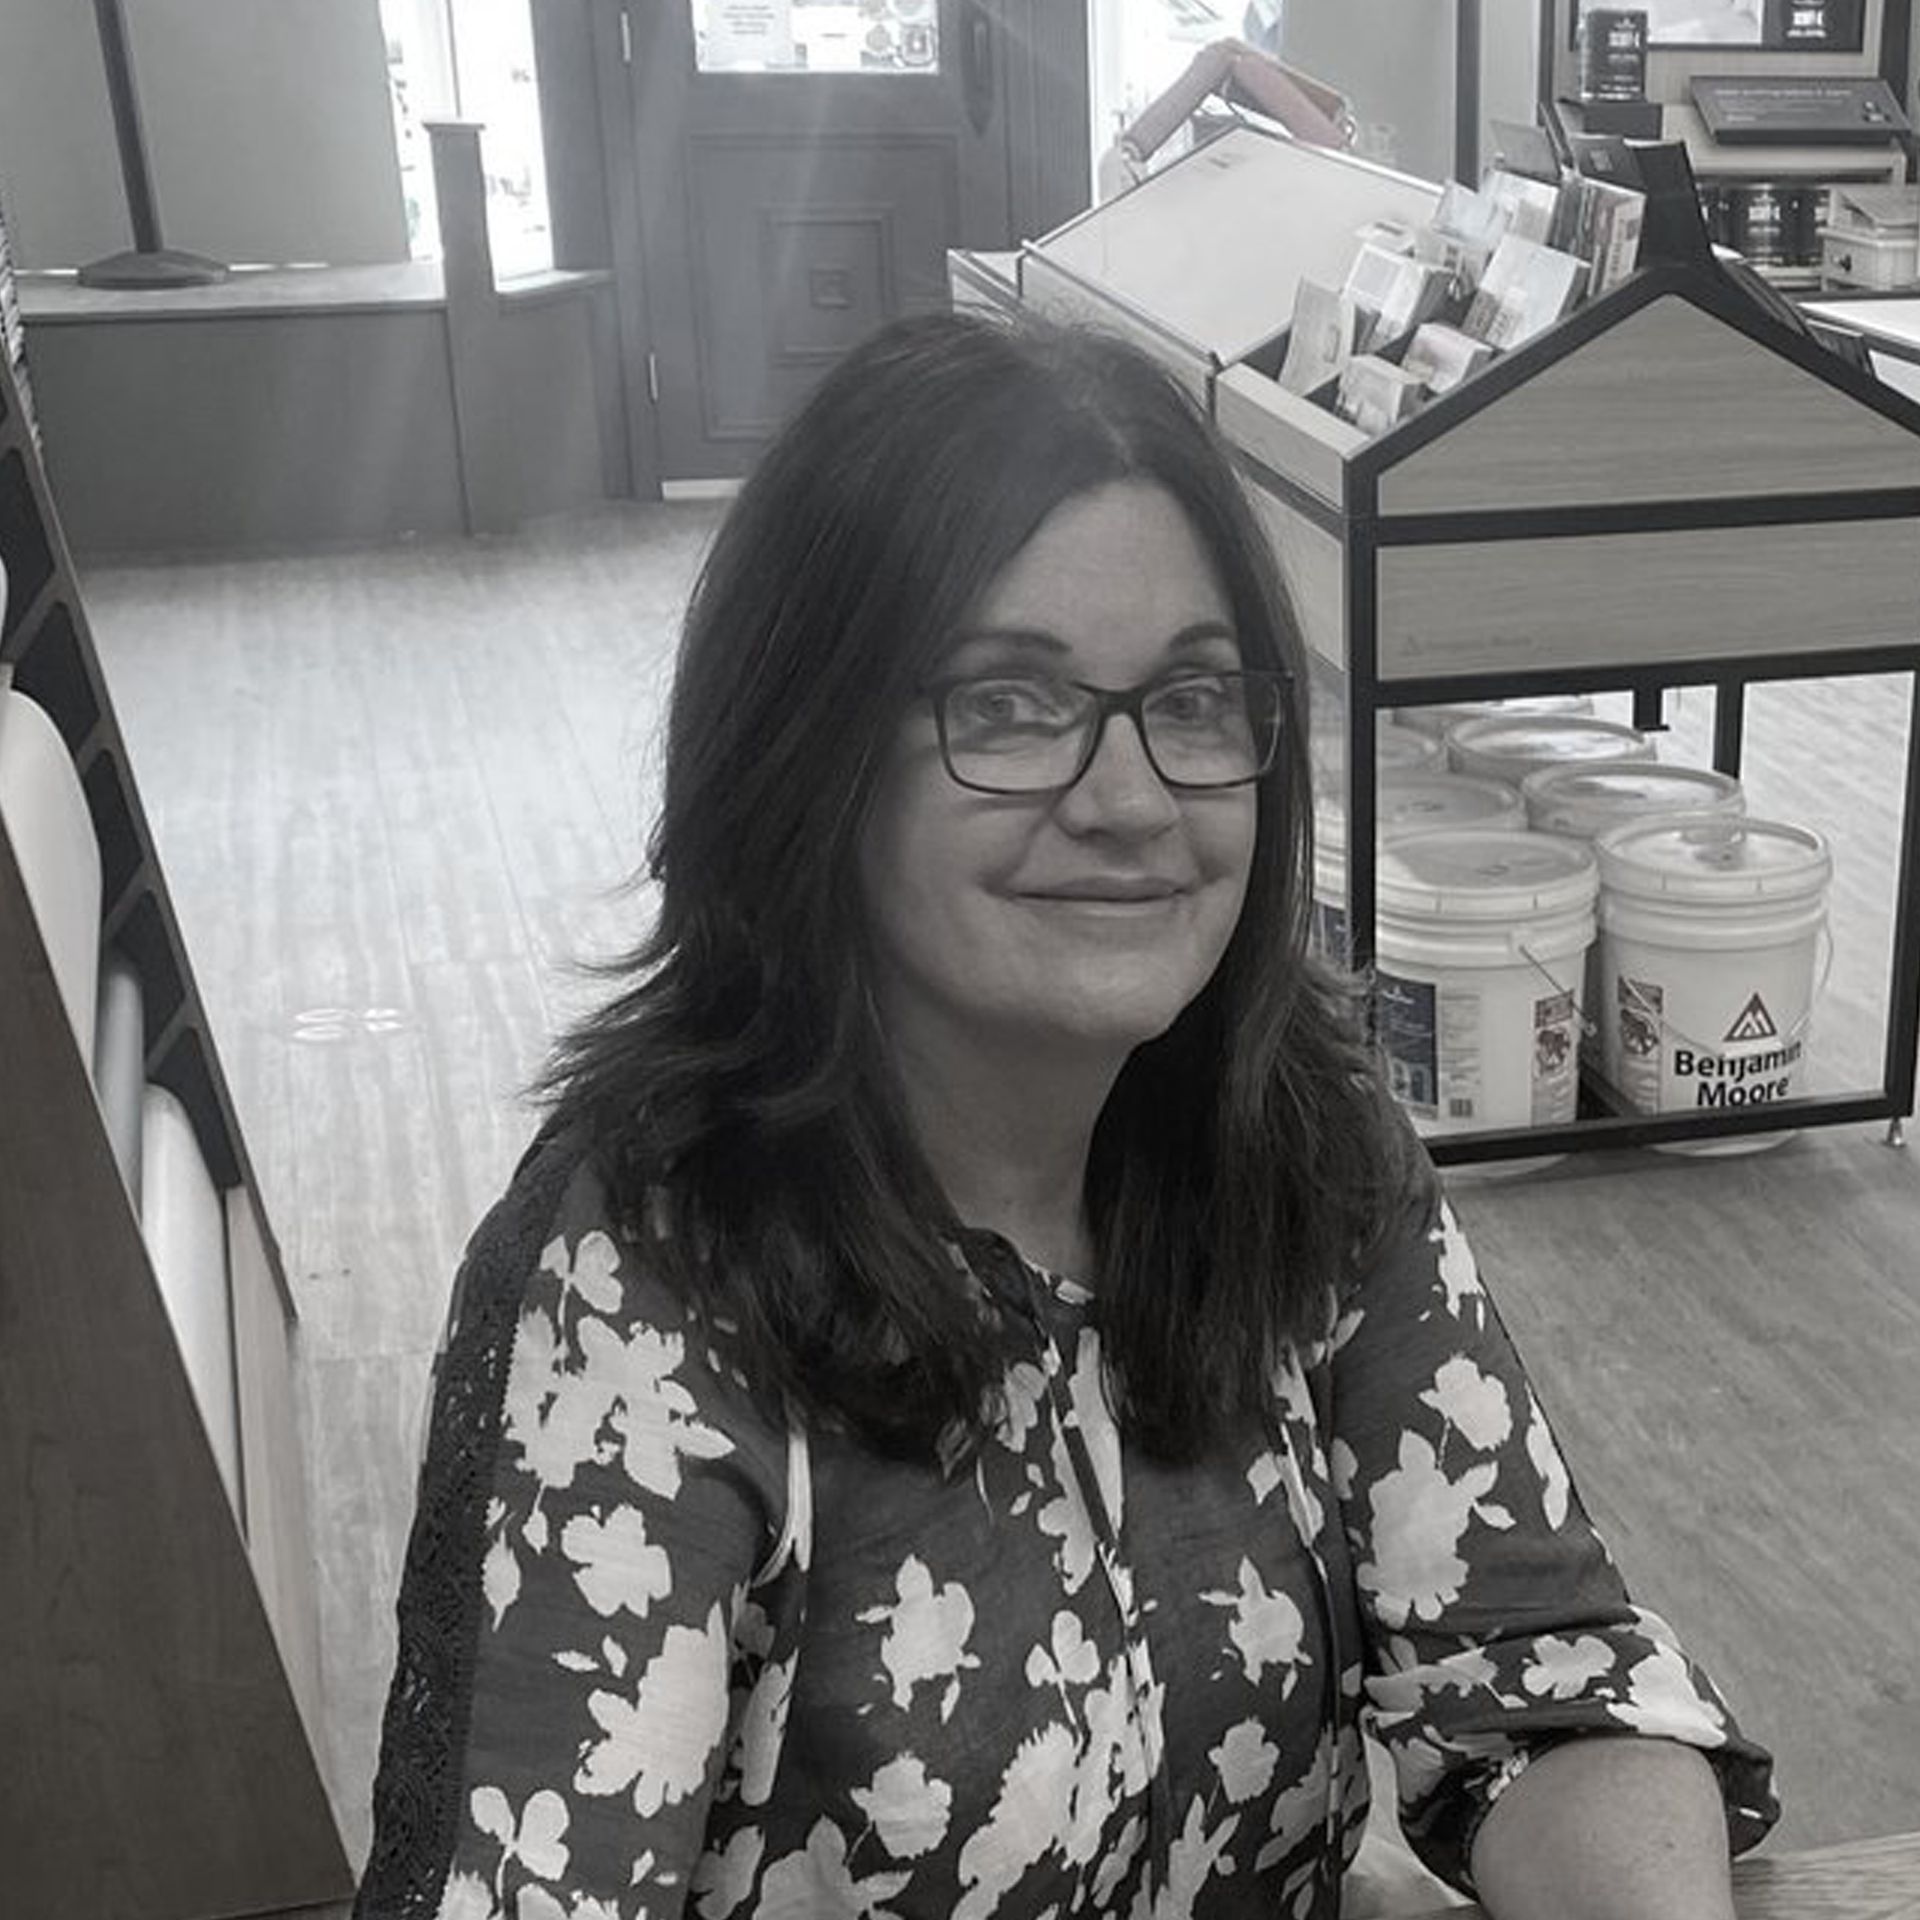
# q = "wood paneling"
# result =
<box><xmin>232</xmin><ymin>1182</ymin><xmax>328</xmax><ymax>1751</ymax></box>
<box><xmin>1374</xmin><ymin>518</ymin><xmax>1920</xmax><ymax>681</ymax></box>
<box><xmin>1378</xmin><ymin>293</ymin><xmax>1920</xmax><ymax>514</ymax></box>
<box><xmin>0</xmin><ymin>822</ymin><xmax>350</xmax><ymax>1916</ymax></box>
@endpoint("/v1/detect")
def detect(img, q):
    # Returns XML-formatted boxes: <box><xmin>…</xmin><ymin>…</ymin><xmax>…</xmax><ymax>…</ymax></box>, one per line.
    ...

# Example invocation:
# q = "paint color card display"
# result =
<box><xmin>92</xmin><ymin>952</ymin><xmax>146</xmax><ymax>1210</ymax></box>
<box><xmin>141</xmin><ymin>1083</ymin><xmax>242</xmax><ymax>1516</ymax></box>
<box><xmin>0</xmin><ymin>684</ymin><xmax>102</xmax><ymax>1057</ymax></box>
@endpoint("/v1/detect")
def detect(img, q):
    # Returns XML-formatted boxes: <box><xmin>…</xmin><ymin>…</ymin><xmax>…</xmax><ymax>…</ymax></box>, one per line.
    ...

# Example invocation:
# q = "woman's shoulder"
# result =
<box><xmin>449</xmin><ymin>1124</ymin><xmax>770</xmax><ymax>1397</ymax></box>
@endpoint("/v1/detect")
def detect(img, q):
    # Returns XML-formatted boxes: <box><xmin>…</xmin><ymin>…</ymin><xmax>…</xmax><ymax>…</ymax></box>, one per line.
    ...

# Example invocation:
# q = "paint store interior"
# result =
<box><xmin>2</xmin><ymin>2</ymin><xmax>1919</xmax><ymax>1916</ymax></box>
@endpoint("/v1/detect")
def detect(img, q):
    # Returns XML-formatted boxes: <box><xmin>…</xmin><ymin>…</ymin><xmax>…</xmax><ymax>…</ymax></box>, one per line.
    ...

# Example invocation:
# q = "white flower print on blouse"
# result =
<box><xmin>852</xmin><ymin>1754</ymin><xmax>955</xmax><ymax>1860</ymax></box>
<box><xmin>1521</xmin><ymin>1634</ymin><xmax>1615</xmax><ymax>1701</ymax></box>
<box><xmin>857</xmin><ymin>1555</ymin><xmax>980</xmax><ymax>1719</ymax></box>
<box><xmin>1355</xmin><ymin>1434</ymin><xmax>1514</xmax><ymax>1629</ymax></box>
<box><xmin>576</xmin><ymin>1600</ymin><xmax>734</xmax><ymax>1814</ymax></box>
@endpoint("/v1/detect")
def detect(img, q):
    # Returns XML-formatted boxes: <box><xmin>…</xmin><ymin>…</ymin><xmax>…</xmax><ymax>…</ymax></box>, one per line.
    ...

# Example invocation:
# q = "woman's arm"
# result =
<box><xmin>1323</xmin><ymin>1170</ymin><xmax>1777</xmax><ymax>1894</ymax></box>
<box><xmin>1470</xmin><ymin>1736</ymin><xmax>1737</xmax><ymax>1920</ymax></box>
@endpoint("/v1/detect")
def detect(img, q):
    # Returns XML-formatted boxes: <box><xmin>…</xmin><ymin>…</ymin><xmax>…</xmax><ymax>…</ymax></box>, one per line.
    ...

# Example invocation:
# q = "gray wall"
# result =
<box><xmin>0</xmin><ymin>0</ymin><xmax>406</xmax><ymax>268</ymax></box>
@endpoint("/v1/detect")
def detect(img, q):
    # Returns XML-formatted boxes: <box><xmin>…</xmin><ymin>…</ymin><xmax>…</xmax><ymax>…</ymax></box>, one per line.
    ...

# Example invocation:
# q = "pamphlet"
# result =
<box><xmin>1464</xmin><ymin>234</ymin><xmax>1587</xmax><ymax>350</ymax></box>
<box><xmin>1402</xmin><ymin>322</ymin><xmax>1496</xmax><ymax>396</ymax></box>
<box><xmin>1336</xmin><ymin>353</ymin><xmax>1426</xmax><ymax>435</ymax></box>
<box><xmin>1279</xmin><ymin>280</ymin><xmax>1362</xmax><ymax>395</ymax></box>
<box><xmin>1572</xmin><ymin>176</ymin><xmax>1646</xmax><ymax>295</ymax></box>
<box><xmin>1484</xmin><ymin>168</ymin><xmax>1564</xmax><ymax>246</ymax></box>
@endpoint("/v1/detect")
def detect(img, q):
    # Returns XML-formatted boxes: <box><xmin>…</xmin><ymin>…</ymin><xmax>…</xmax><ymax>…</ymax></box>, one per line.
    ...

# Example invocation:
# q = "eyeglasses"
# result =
<box><xmin>925</xmin><ymin>667</ymin><xmax>1286</xmax><ymax>796</ymax></box>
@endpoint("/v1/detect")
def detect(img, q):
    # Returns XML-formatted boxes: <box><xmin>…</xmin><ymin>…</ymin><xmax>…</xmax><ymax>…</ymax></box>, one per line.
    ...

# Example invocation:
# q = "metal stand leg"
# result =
<box><xmin>1884</xmin><ymin>1117</ymin><xmax>1907</xmax><ymax>1149</ymax></box>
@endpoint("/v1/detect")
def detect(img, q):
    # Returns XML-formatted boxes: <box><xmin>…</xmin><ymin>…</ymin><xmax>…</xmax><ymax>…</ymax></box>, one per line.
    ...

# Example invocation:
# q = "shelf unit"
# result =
<box><xmin>0</xmin><ymin>351</ymin><xmax>351</xmax><ymax>1912</ymax></box>
<box><xmin>1002</xmin><ymin>125</ymin><xmax>1920</xmax><ymax>1162</ymax></box>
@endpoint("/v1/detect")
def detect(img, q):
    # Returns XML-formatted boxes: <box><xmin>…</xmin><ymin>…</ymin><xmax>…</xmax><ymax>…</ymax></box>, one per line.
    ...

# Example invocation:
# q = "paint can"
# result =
<box><xmin>1374</xmin><ymin>829</ymin><xmax>1599</xmax><ymax>1134</ymax></box>
<box><xmin>1312</xmin><ymin>773</ymin><xmax>1526</xmax><ymax>963</ymax></box>
<box><xmin>1394</xmin><ymin>693</ymin><xmax>1594</xmax><ymax>740</ymax></box>
<box><xmin>1595</xmin><ymin>816</ymin><xmax>1831</xmax><ymax>1147</ymax></box>
<box><xmin>1447</xmin><ymin>713</ymin><xmax>1654</xmax><ymax>786</ymax></box>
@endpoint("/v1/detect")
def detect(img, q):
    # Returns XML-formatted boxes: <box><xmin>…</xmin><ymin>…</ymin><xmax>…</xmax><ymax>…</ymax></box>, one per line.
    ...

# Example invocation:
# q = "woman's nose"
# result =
<box><xmin>1056</xmin><ymin>711</ymin><xmax>1181</xmax><ymax>834</ymax></box>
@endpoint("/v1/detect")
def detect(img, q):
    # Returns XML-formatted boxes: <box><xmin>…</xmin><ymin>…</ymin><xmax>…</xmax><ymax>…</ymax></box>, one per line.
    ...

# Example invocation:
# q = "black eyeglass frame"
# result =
<box><xmin>923</xmin><ymin>666</ymin><xmax>1290</xmax><ymax>797</ymax></box>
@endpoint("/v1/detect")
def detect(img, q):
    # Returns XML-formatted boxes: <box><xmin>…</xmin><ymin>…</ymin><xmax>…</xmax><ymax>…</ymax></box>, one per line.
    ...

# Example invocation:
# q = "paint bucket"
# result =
<box><xmin>1374</xmin><ymin>829</ymin><xmax>1599</xmax><ymax>1134</ymax></box>
<box><xmin>1522</xmin><ymin>761</ymin><xmax>1745</xmax><ymax>838</ymax></box>
<box><xmin>1524</xmin><ymin>762</ymin><xmax>1747</xmax><ymax>1067</ymax></box>
<box><xmin>1447</xmin><ymin>713</ymin><xmax>1655</xmax><ymax>786</ymax></box>
<box><xmin>1394</xmin><ymin>693</ymin><xmax>1595</xmax><ymax>740</ymax></box>
<box><xmin>1594</xmin><ymin>816</ymin><xmax>1831</xmax><ymax>1145</ymax></box>
<box><xmin>1312</xmin><ymin>773</ymin><xmax>1526</xmax><ymax>962</ymax></box>
<box><xmin>1310</xmin><ymin>718</ymin><xmax>1445</xmax><ymax>795</ymax></box>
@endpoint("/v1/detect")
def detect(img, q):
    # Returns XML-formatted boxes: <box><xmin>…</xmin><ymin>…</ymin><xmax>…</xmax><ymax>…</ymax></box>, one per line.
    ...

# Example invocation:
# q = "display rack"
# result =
<box><xmin>995</xmin><ymin>125</ymin><xmax>1920</xmax><ymax>1162</ymax></box>
<box><xmin>0</xmin><ymin>351</ymin><xmax>351</xmax><ymax>1912</ymax></box>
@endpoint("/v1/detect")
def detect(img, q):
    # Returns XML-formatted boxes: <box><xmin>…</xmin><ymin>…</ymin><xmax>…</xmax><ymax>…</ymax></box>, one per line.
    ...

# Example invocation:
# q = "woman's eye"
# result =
<box><xmin>950</xmin><ymin>679</ymin><xmax>1071</xmax><ymax>730</ymax></box>
<box><xmin>1154</xmin><ymin>676</ymin><xmax>1234</xmax><ymax>725</ymax></box>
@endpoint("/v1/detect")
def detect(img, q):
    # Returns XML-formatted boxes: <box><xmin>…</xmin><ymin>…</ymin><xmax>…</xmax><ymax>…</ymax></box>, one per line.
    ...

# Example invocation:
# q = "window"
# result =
<box><xmin>379</xmin><ymin>0</ymin><xmax>553</xmax><ymax>277</ymax></box>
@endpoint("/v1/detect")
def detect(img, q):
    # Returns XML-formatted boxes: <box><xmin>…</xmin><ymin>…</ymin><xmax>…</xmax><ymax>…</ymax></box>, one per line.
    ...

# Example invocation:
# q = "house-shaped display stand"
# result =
<box><xmin>983</xmin><ymin>125</ymin><xmax>1920</xmax><ymax>1161</ymax></box>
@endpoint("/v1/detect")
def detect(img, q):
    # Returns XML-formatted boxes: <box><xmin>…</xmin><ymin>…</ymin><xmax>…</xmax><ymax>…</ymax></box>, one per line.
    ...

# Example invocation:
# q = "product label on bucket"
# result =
<box><xmin>1377</xmin><ymin>972</ymin><xmax>1499</xmax><ymax>1124</ymax></box>
<box><xmin>1615</xmin><ymin>974</ymin><xmax>1805</xmax><ymax>1110</ymax></box>
<box><xmin>1531</xmin><ymin>988</ymin><xmax>1578</xmax><ymax>1124</ymax></box>
<box><xmin>1673</xmin><ymin>988</ymin><xmax>1804</xmax><ymax>1107</ymax></box>
<box><xmin>1377</xmin><ymin>971</ymin><xmax>1442</xmax><ymax>1117</ymax></box>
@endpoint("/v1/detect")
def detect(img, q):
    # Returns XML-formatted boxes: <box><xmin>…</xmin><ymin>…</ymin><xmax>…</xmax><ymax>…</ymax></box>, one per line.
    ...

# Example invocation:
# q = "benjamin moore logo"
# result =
<box><xmin>1723</xmin><ymin>993</ymin><xmax>1778</xmax><ymax>1043</ymax></box>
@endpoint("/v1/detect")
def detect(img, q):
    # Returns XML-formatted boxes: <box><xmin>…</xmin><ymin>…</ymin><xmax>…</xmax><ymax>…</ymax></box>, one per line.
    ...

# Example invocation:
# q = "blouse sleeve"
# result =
<box><xmin>1325</xmin><ymin>1159</ymin><xmax>1779</xmax><ymax>1893</ymax></box>
<box><xmin>353</xmin><ymin>1135</ymin><xmax>795</xmax><ymax>1920</ymax></box>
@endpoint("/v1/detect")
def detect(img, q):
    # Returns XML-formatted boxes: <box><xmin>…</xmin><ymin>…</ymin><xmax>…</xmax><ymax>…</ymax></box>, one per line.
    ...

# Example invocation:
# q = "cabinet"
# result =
<box><xmin>990</xmin><ymin>125</ymin><xmax>1920</xmax><ymax>1160</ymax></box>
<box><xmin>0</xmin><ymin>352</ymin><xmax>351</xmax><ymax>1911</ymax></box>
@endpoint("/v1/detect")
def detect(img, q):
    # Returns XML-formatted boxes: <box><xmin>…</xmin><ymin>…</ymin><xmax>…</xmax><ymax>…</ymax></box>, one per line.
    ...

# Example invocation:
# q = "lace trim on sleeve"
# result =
<box><xmin>352</xmin><ymin>1133</ymin><xmax>581</xmax><ymax>1917</ymax></box>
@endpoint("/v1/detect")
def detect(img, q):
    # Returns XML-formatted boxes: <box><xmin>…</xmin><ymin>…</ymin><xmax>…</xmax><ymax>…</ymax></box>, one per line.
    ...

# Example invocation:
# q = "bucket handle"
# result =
<box><xmin>1608</xmin><ymin>920</ymin><xmax>1834</xmax><ymax>1059</ymax></box>
<box><xmin>1516</xmin><ymin>923</ymin><xmax>1834</xmax><ymax>1050</ymax></box>
<box><xmin>1517</xmin><ymin>941</ymin><xmax>1597</xmax><ymax>1040</ymax></box>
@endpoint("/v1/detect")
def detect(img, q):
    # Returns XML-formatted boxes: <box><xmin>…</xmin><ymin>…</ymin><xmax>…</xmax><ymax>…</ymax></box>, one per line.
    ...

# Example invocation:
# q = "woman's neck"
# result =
<box><xmin>890</xmin><ymin>1026</ymin><xmax>1118</xmax><ymax>1280</ymax></box>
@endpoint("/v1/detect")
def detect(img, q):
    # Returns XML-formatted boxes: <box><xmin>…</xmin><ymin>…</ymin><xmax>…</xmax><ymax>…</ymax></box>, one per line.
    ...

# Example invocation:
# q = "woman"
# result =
<box><xmin>354</xmin><ymin>314</ymin><xmax>1776</xmax><ymax>1919</ymax></box>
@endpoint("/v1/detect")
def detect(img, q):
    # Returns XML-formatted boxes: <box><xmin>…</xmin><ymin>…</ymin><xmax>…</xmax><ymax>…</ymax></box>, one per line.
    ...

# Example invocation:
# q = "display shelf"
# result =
<box><xmin>0</xmin><ymin>347</ymin><xmax>351</xmax><ymax>1914</ymax></box>
<box><xmin>995</xmin><ymin>125</ymin><xmax>1920</xmax><ymax>1160</ymax></box>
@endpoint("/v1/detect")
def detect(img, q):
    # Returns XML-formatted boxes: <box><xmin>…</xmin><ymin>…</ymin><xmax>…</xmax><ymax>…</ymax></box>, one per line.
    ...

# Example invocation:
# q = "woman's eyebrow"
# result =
<box><xmin>941</xmin><ymin>621</ymin><xmax>1238</xmax><ymax>660</ymax></box>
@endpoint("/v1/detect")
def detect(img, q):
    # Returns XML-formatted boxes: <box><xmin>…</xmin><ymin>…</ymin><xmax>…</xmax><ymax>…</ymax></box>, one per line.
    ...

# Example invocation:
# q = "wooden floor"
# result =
<box><xmin>80</xmin><ymin>505</ymin><xmax>1920</xmax><ymax>1901</ymax></box>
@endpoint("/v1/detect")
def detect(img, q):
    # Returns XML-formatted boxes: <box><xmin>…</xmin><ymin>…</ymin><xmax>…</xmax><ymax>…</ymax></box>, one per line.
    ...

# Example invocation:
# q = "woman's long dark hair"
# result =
<box><xmin>535</xmin><ymin>312</ymin><xmax>1412</xmax><ymax>1461</ymax></box>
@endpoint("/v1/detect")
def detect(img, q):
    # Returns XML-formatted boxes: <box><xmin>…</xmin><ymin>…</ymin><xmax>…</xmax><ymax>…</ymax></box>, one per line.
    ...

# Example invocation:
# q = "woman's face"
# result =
<box><xmin>856</xmin><ymin>479</ymin><xmax>1260</xmax><ymax>1073</ymax></box>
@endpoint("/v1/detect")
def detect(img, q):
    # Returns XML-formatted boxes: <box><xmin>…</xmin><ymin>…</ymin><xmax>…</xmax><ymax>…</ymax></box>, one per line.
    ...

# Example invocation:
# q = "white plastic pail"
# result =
<box><xmin>1523</xmin><ymin>763</ymin><xmax>1746</xmax><ymax>1065</ymax></box>
<box><xmin>1312</xmin><ymin>773</ymin><xmax>1525</xmax><ymax>962</ymax></box>
<box><xmin>1523</xmin><ymin>762</ymin><xmax>1745</xmax><ymax>838</ymax></box>
<box><xmin>1374</xmin><ymin>830</ymin><xmax>1599</xmax><ymax>1134</ymax></box>
<box><xmin>1448</xmin><ymin>714</ymin><xmax>1655</xmax><ymax>786</ymax></box>
<box><xmin>1311</xmin><ymin>720</ymin><xmax>1445</xmax><ymax>795</ymax></box>
<box><xmin>1395</xmin><ymin>693</ymin><xmax>1595</xmax><ymax>739</ymax></box>
<box><xmin>1595</xmin><ymin>816</ymin><xmax>1831</xmax><ymax>1128</ymax></box>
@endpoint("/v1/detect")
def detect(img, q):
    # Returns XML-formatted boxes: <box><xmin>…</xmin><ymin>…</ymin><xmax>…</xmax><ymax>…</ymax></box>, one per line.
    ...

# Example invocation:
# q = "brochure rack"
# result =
<box><xmin>993</xmin><ymin>125</ymin><xmax>1920</xmax><ymax>1160</ymax></box>
<box><xmin>0</xmin><ymin>350</ymin><xmax>351</xmax><ymax>1912</ymax></box>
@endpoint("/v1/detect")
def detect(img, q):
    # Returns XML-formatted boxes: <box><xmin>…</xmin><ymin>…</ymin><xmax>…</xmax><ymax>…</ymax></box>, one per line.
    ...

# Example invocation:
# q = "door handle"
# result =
<box><xmin>961</xmin><ymin>0</ymin><xmax>994</xmax><ymax>135</ymax></box>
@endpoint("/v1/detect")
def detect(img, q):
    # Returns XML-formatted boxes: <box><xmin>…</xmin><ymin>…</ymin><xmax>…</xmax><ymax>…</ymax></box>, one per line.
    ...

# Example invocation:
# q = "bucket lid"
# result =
<box><xmin>1522</xmin><ymin>762</ymin><xmax>1743</xmax><ymax>826</ymax></box>
<box><xmin>1596</xmin><ymin>816</ymin><xmax>1832</xmax><ymax>902</ymax></box>
<box><xmin>1316</xmin><ymin>773</ymin><xmax>1525</xmax><ymax>854</ymax></box>
<box><xmin>1449</xmin><ymin>715</ymin><xmax>1653</xmax><ymax>768</ymax></box>
<box><xmin>1378</xmin><ymin>829</ymin><xmax>1599</xmax><ymax>923</ymax></box>
<box><xmin>1377</xmin><ymin>728</ymin><xmax>1444</xmax><ymax>773</ymax></box>
<box><xmin>1311</xmin><ymin>721</ymin><xmax>1444</xmax><ymax>789</ymax></box>
<box><xmin>1396</xmin><ymin>693</ymin><xmax>1593</xmax><ymax>738</ymax></box>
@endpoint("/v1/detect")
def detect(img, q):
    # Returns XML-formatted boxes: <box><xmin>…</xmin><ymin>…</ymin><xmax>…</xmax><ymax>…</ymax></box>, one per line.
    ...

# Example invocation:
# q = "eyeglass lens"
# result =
<box><xmin>939</xmin><ymin>672</ymin><xmax>1281</xmax><ymax>793</ymax></box>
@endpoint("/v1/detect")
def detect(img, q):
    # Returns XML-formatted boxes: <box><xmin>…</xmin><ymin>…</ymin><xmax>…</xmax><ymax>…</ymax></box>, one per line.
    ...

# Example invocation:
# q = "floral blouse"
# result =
<box><xmin>354</xmin><ymin>1129</ymin><xmax>1777</xmax><ymax>1920</ymax></box>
